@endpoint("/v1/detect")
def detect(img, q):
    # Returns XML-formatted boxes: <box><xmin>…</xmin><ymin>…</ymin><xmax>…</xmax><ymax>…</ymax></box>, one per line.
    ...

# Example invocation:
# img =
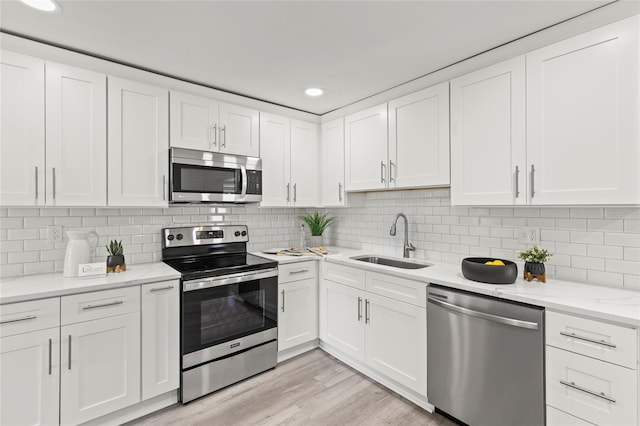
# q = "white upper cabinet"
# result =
<box><xmin>108</xmin><ymin>77</ymin><xmax>169</xmax><ymax>207</ymax></box>
<box><xmin>388</xmin><ymin>83</ymin><xmax>450</xmax><ymax>189</ymax></box>
<box><xmin>46</xmin><ymin>62</ymin><xmax>107</xmax><ymax>206</ymax></box>
<box><xmin>0</xmin><ymin>51</ymin><xmax>45</xmax><ymax>206</ymax></box>
<box><xmin>219</xmin><ymin>102</ymin><xmax>260</xmax><ymax>157</ymax></box>
<box><xmin>170</xmin><ymin>90</ymin><xmax>219</xmax><ymax>151</ymax></box>
<box><xmin>260</xmin><ymin>113</ymin><xmax>291</xmax><ymax>207</ymax></box>
<box><xmin>321</xmin><ymin>118</ymin><xmax>346</xmax><ymax>207</ymax></box>
<box><xmin>345</xmin><ymin>104</ymin><xmax>388</xmax><ymax>191</ymax></box>
<box><xmin>450</xmin><ymin>56</ymin><xmax>526</xmax><ymax>205</ymax></box>
<box><xmin>170</xmin><ymin>90</ymin><xmax>259</xmax><ymax>157</ymax></box>
<box><xmin>526</xmin><ymin>16</ymin><xmax>640</xmax><ymax>205</ymax></box>
<box><xmin>290</xmin><ymin>119</ymin><xmax>320</xmax><ymax>207</ymax></box>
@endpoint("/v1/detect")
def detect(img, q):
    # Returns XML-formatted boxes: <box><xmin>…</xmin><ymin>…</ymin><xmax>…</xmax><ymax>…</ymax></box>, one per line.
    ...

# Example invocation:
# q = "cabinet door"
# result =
<box><xmin>141</xmin><ymin>281</ymin><xmax>180</xmax><ymax>400</ymax></box>
<box><xmin>319</xmin><ymin>279</ymin><xmax>365</xmax><ymax>362</ymax></box>
<box><xmin>450</xmin><ymin>56</ymin><xmax>526</xmax><ymax>205</ymax></box>
<box><xmin>527</xmin><ymin>16</ymin><xmax>640</xmax><ymax>205</ymax></box>
<box><xmin>344</xmin><ymin>104</ymin><xmax>388</xmax><ymax>191</ymax></box>
<box><xmin>388</xmin><ymin>83</ymin><xmax>450</xmax><ymax>188</ymax></box>
<box><xmin>278</xmin><ymin>278</ymin><xmax>318</xmax><ymax>352</ymax></box>
<box><xmin>290</xmin><ymin>119</ymin><xmax>320</xmax><ymax>207</ymax></box>
<box><xmin>219</xmin><ymin>102</ymin><xmax>259</xmax><ymax>157</ymax></box>
<box><xmin>0</xmin><ymin>50</ymin><xmax>45</xmax><ymax>206</ymax></box>
<box><xmin>46</xmin><ymin>62</ymin><xmax>107</xmax><ymax>206</ymax></box>
<box><xmin>170</xmin><ymin>90</ymin><xmax>219</xmax><ymax>151</ymax></box>
<box><xmin>259</xmin><ymin>113</ymin><xmax>291</xmax><ymax>206</ymax></box>
<box><xmin>321</xmin><ymin>118</ymin><xmax>345</xmax><ymax>207</ymax></box>
<box><xmin>365</xmin><ymin>293</ymin><xmax>426</xmax><ymax>396</ymax></box>
<box><xmin>0</xmin><ymin>329</ymin><xmax>59</xmax><ymax>426</ymax></box>
<box><xmin>60</xmin><ymin>313</ymin><xmax>140</xmax><ymax>425</ymax></box>
<box><xmin>108</xmin><ymin>77</ymin><xmax>168</xmax><ymax>206</ymax></box>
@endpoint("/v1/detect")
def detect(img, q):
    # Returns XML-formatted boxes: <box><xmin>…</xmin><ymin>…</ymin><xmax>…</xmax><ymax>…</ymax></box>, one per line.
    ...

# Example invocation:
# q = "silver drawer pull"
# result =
<box><xmin>82</xmin><ymin>300</ymin><xmax>124</xmax><ymax>310</ymax></box>
<box><xmin>559</xmin><ymin>331</ymin><xmax>617</xmax><ymax>348</ymax></box>
<box><xmin>289</xmin><ymin>269</ymin><xmax>309</xmax><ymax>275</ymax></box>
<box><xmin>150</xmin><ymin>285</ymin><xmax>174</xmax><ymax>293</ymax></box>
<box><xmin>559</xmin><ymin>380</ymin><xmax>616</xmax><ymax>403</ymax></box>
<box><xmin>0</xmin><ymin>314</ymin><xmax>37</xmax><ymax>325</ymax></box>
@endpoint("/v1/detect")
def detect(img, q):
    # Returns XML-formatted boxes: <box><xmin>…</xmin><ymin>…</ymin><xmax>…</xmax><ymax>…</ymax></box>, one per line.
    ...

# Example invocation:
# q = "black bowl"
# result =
<box><xmin>461</xmin><ymin>257</ymin><xmax>518</xmax><ymax>284</ymax></box>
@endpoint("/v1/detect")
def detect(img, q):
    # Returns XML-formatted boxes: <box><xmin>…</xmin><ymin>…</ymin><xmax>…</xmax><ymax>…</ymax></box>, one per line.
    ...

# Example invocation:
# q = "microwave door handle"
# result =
<box><xmin>240</xmin><ymin>165</ymin><xmax>248</xmax><ymax>201</ymax></box>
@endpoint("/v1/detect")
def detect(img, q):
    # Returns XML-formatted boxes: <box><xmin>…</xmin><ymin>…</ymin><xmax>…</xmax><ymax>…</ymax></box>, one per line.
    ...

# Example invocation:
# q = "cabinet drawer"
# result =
<box><xmin>365</xmin><ymin>271</ymin><xmax>426</xmax><ymax>307</ymax></box>
<box><xmin>547</xmin><ymin>311</ymin><xmax>637</xmax><ymax>369</ymax></box>
<box><xmin>0</xmin><ymin>298</ymin><xmax>60</xmax><ymax>337</ymax></box>
<box><xmin>279</xmin><ymin>261</ymin><xmax>317</xmax><ymax>284</ymax></box>
<box><xmin>323</xmin><ymin>262</ymin><xmax>365</xmax><ymax>290</ymax></box>
<box><xmin>61</xmin><ymin>286</ymin><xmax>140</xmax><ymax>325</ymax></box>
<box><xmin>546</xmin><ymin>346</ymin><xmax>637</xmax><ymax>426</ymax></box>
<box><xmin>547</xmin><ymin>406</ymin><xmax>595</xmax><ymax>426</ymax></box>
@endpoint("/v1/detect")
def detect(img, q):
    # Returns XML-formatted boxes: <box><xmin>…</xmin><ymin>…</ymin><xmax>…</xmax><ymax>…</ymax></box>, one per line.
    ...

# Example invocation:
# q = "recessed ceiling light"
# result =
<box><xmin>304</xmin><ymin>88</ymin><xmax>324</xmax><ymax>97</ymax></box>
<box><xmin>20</xmin><ymin>0</ymin><xmax>59</xmax><ymax>12</ymax></box>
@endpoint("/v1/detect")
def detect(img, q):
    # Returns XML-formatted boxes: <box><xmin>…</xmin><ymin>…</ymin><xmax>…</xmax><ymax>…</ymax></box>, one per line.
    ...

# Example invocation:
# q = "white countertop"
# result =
<box><xmin>0</xmin><ymin>262</ymin><xmax>181</xmax><ymax>305</ymax></box>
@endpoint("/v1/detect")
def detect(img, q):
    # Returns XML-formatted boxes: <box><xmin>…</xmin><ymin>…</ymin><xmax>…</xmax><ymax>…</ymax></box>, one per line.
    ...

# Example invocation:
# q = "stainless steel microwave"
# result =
<box><xmin>169</xmin><ymin>148</ymin><xmax>262</xmax><ymax>203</ymax></box>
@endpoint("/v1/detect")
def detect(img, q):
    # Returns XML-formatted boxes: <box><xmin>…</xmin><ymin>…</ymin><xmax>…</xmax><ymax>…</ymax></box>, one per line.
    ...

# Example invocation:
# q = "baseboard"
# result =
<box><xmin>83</xmin><ymin>390</ymin><xmax>178</xmax><ymax>426</ymax></box>
<box><xmin>277</xmin><ymin>339</ymin><xmax>319</xmax><ymax>363</ymax></box>
<box><xmin>319</xmin><ymin>341</ymin><xmax>434</xmax><ymax>413</ymax></box>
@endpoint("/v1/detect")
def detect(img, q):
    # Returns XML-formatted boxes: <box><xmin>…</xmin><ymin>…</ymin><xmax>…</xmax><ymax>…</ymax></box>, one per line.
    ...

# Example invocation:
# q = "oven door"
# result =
<box><xmin>181</xmin><ymin>268</ymin><xmax>278</xmax><ymax>369</ymax></box>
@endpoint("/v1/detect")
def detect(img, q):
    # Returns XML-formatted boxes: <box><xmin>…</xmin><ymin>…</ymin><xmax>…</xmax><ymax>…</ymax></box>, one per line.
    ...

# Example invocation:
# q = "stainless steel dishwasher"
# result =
<box><xmin>427</xmin><ymin>284</ymin><xmax>545</xmax><ymax>426</ymax></box>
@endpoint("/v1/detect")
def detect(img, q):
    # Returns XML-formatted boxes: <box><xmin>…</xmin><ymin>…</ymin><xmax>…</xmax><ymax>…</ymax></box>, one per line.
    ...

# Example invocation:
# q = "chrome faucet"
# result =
<box><xmin>390</xmin><ymin>213</ymin><xmax>415</xmax><ymax>258</ymax></box>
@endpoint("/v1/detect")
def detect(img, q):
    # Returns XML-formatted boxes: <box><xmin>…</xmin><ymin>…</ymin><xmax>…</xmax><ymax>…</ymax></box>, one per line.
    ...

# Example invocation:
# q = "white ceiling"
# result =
<box><xmin>0</xmin><ymin>0</ymin><xmax>618</xmax><ymax>115</ymax></box>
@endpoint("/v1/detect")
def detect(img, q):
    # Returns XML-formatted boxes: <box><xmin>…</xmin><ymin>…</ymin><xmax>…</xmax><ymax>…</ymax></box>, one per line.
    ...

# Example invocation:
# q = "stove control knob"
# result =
<box><xmin>241</xmin><ymin>231</ymin><xmax>247</xmax><ymax>237</ymax></box>
<box><xmin>176</xmin><ymin>234</ymin><xmax>183</xmax><ymax>240</ymax></box>
<box><xmin>234</xmin><ymin>231</ymin><xmax>241</xmax><ymax>237</ymax></box>
<box><xmin>167</xmin><ymin>234</ymin><xmax>175</xmax><ymax>241</ymax></box>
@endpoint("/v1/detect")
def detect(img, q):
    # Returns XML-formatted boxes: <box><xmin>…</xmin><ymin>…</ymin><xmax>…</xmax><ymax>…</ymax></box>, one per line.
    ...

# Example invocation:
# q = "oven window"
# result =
<box><xmin>182</xmin><ymin>276</ymin><xmax>277</xmax><ymax>355</ymax></box>
<box><xmin>173</xmin><ymin>163</ymin><xmax>241</xmax><ymax>194</ymax></box>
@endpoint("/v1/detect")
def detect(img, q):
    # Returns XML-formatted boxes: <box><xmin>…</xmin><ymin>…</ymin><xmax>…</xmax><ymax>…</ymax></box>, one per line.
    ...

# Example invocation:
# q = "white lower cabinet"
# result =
<box><xmin>0</xmin><ymin>328</ymin><xmax>60</xmax><ymax>426</ymax></box>
<box><xmin>278</xmin><ymin>262</ymin><xmax>318</xmax><ymax>354</ymax></box>
<box><xmin>320</xmin><ymin>262</ymin><xmax>427</xmax><ymax>400</ymax></box>
<box><xmin>141</xmin><ymin>280</ymin><xmax>180</xmax><ymax>400</ymax></box>
<box><xmin>60</xmin><ymin>312</ymin><xmax>141</xmax><ymax>425</ymax></box>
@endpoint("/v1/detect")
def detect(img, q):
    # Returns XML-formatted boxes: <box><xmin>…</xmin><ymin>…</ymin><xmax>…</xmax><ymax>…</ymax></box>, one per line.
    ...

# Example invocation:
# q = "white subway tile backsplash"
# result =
<box><xmin>23</xmin><ymin>217</ymin><xmax>52</xmax><ymax>228</ymax></box>
<box><xmin>624</xmin><ymin>220</ymin><xmax>640</xmax><ymax>233</ymax></box>
<box><xmin>7</xmin><ymin>228</ymin><xmax>39</xmax><ymax>240</ymax></box>
<box><xmin>571</xmin><ymin>208</ymin><xmax>604</xmax><ymax>219</ymax></box>
<box><xmin>0</xmin><ymin>241</ymin><xmax>23</xmax><ymax>253</ymax></box>
<box><xmin>555</xmin><ymin>242</ymin><xmax>587</xmax><ymax>256</ymax></box>
<box><xmin>587</xmin><ymin>270</ymin><xmax>623</xmax><ymax>288</ymax></box>
<box><xmin>605</xmin><ymin>232</ymin><xmax>640</xmax><ymax>247</ymax></box>
<box><xmin>7</xmin><ymin>208</ymin><xmax>38</xmax><ymax>217</ymax></box>
<box><xmin>571</xmin><ymin>256</ymin><xmax>605</xmax><ymax>271</ymax></box>
<box><xmin>588</xmin><ymin>219</ymin><xmax>624</xmax><ymax>232</ymax></box>
<box><xmin>569</xmin><ymin>231</ymin><xmax>604</xmax><ymax>245</ymax></box>
<box><xmin>83</xmin><ymin>216</ymin><xmax>109</xmax><ymax>226</ymax></box>
<box><xmin>40</xmin><ymin>208</ymin><xmax>69</xmax><ymax>217</ymax></box>
<box><xmin>624</xmin><ymin>247</ymin><xmax>640</xmax><ymax>261</ymax></box>
<box><xmin>624</xmin><ymin>274</ymin><xmax>640</xmax><ymax>291</ymax></box>
<box><xmin>541</xmin><ymin>229</ymin><xmax>571</xmax><ymax>242</ymax></box>
<box><xmin>588</xmin><ymin>244</ymin><xmax>623</xmax><ymax>259</ymax></box>
<box><xmin>555</xmin><ymin>218</ymin><xmax>587</xmax><ymax>231</ymax></box>
<box><xmin>605</xmin><ymin>259</ymin><xmax>640</xmax><ymax>275</ymax></box>
<box><xmin>8</xmin><ymin>251</ymin><xmax>39</xmax><ymax>263</ymax></box>
<box><xmin>1</xmin><ymin>218</ymin><xmax>24</xmax><ymax>229</ymax></box>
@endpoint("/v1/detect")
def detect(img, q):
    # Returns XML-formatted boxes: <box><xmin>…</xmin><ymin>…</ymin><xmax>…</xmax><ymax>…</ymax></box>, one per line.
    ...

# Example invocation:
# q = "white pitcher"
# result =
<box><xmin>63</xmin><ymin>230</ymin><xmax>98</xmax><ymax>278</ymax></box>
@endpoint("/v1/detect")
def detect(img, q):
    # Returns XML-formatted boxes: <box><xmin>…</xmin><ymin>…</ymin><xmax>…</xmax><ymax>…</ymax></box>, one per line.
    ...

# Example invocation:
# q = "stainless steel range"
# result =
<box><xmin>162</xmin><ymin>225</ymin><xmax>278</xmax><ymax>403</ymax></box>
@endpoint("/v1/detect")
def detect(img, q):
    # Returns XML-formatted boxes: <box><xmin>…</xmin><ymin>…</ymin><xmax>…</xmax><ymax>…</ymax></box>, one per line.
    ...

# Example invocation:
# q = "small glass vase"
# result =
<box><xmin>307</xmin><ymin>235</ymin><xmax>323</xmax><ymax>248</ymax></box>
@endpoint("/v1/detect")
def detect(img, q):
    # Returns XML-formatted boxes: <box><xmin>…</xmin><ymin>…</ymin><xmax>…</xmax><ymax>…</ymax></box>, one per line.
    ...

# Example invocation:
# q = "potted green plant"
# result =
<box><xmin>105</xmin><ymin>239</ymin><xmax>126</xmax><ymax>272</ymax></box>
<box><xmin>517</xmin><ymin>245</ymin><xmax>552</xmax><ymax>282</ymax></box>
<box><xmin>300</xmin><ymin>212</ymin><xmax>335</xmax><ymax>247</ymax></box>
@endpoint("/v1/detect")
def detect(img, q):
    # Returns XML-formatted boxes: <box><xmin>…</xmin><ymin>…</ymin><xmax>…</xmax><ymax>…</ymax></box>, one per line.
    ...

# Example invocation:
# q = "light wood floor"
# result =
<box><xmin>131</xmin><ymin>349</ymin><xmax>458</xmax><ymax>426</ymax></box>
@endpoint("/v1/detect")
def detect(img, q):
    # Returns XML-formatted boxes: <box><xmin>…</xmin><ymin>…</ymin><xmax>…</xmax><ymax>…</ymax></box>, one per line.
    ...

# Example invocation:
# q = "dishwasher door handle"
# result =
<box><xmin>427</xmin><ymin>297</ymin><xmax>539</xmax><ymax>330</ymax></box>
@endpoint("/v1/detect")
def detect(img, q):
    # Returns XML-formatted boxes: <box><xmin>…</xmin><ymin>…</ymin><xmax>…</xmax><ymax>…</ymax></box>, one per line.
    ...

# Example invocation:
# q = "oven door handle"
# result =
<box><xmin>183</xmin><ymin>268</ymin><xmax>278</xmax><ymax>292</ymax></box>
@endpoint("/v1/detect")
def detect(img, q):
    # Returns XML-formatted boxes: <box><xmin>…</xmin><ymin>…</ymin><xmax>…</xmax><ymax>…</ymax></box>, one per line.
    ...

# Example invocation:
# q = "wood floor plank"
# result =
<box><xmin>129</xmin><ymin>349</ymin><xmax>458</xmax><ymax>426</ymax></box>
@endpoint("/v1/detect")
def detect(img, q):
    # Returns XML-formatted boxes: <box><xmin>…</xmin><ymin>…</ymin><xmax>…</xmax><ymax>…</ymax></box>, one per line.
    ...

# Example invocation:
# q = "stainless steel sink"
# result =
<box><xmin>350</xmin><ymin>255</ymin><xmax>431</xmax><ymax>269</ymax></box>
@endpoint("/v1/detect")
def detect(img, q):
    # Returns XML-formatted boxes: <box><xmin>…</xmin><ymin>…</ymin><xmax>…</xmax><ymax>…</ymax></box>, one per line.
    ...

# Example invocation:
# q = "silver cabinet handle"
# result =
<box><xmin>35</xmin><ymin>166</ymin><xmax>39</xmax><ymax>200</ymax></box>
<box><xmin>338</xmin><ymin>182</ymin><xmax>343</xmax><ymax>202</ymax></box>
<box><xmin>357</xmin><ymin>296</ymin><xmax>362</xmax><ymax>321</ymax></box>
<box><xmin>82</xmin><ymin>300</ymin><xmax>124</xmax><ymax>310</ymax></box>
<box><xmin>380</xmin><ymin>161</ymin><xmax>386</xmax><ymax>183</ymax></box>
<box><xmin>0</xmin><ymin>314</ymin><xmax>37</xmax><ymax>325</ymax></box>
<box><xmin>150</xmin><ymin>285</ymin><xmax>174</xmax><ymax>293</ymax></box>
<box><xmin>48</xmin><ymin>338</ymin><xmax>52</xmax><ymax>375</ymax></box>
<box><xmin>289</xmin><ymin>269</ymin><xmax>309</xmax><ymax>275</ymax></box>
<box><xmin>530</xmin><ymin>164</ymin><xmax>535</xmax><ymax>198</ymax></box>
<box><xmin>427</xmin><ymin>297</ymin><xmax>539</xmax><ymax>330</ymax></box>
<box><xmin>162</xmin><ymin>175</ymin><xmax>166</xmax><ymax>201</ymax></box>
<box><xmin>281</xmin><ymin>289</ymin><xmax>285</xmax><ymax>313</ymax></box>
<box><xmin>211</xmin><ymin>125</ymin><xmax>217</xmax><ymax>146</ymax></box>
<box><xmin>389</xmin><ymin>160</ymin><xmax>395</xmax><ymax>183</ymax></box>
<box><xmin>515</xmin><ymin>165</ymin><xmax>520</xmax><ymax>198</ymax></box>
<box><xmin>286</xmin><ymin>183</ymin><xmax>290</xmax><ymax>202</ymax></box>
<box><xmin>52</xmin><ymin>167</ymin><xmax>56</xmax><ymax>200</ymax></box>
<box><xmin>293</xmin><ymin>183</ymin><xmax>297</xmax><ymax>203</ymax></box>
<box><xmin>220</xmin><ymin>125</ymin><xmax>226</xmax><ymax>148</ymax></box>
<box><xmin>559</xmin><ymin>380</ymin><xmax>616</xmax><ymax>403</ymax></box>
<box><xmin>559</xmin><ymin>331</ymin><xmax>617</xmax><ymax>348</ymax></box>
<box><xmin>68</xmin><ymin>335</ymin><xmax>72</xmax><ymax>370</ymax></box>
<box><xmin>365</xmin><ymin>299</ymin><xmax>370</xmax><ymax>324</ymax></box>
